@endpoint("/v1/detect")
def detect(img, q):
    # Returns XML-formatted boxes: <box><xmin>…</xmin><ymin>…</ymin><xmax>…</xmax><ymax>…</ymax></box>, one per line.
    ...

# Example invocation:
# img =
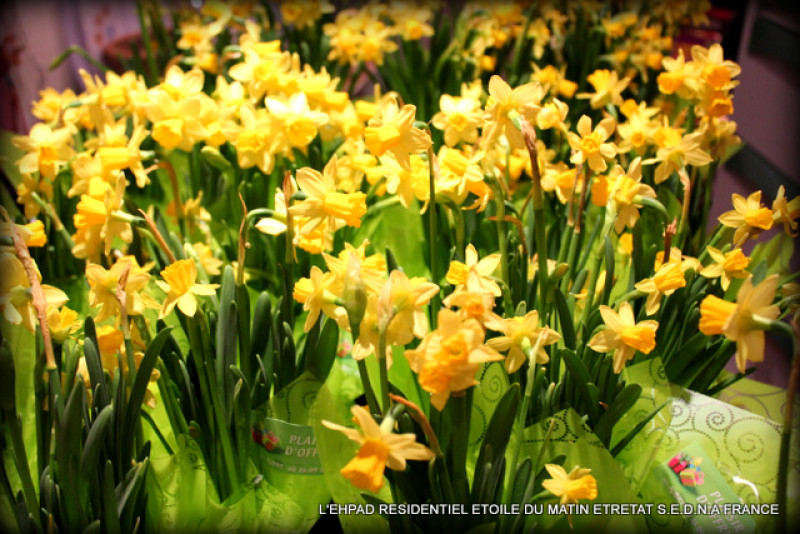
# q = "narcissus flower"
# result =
<box><xmin>567</xmin><ymin>115</ymin><xmax>617</xmax><ymax>172</ymax></box>
<box><xmin>156</xmin><ymin>259</ymin><xmax>219</xmax><ymax>318</ymax></box>
<box><xmin>718</xmin><ymin>191</ymin><xmax>774</xmax><ymax>246</ymax></box>
<box><xmin>700</xmin><ymin>247</ymin><xmax>750</xmax><ymax>290</ymax></box>
<box><xmin>482</xmin><ymin>75</ymin><xmax>543</xmax><ymax>150</ymax></box>
<box><xmin>542</xmin><ymin>464</ymin><xmax>598</xmax><ymax>505</ymax></box>
<box><xmin>364</xmin><ymin>98</ymin><xmax>431</xmax><ymax>171</ymax></box>
<box><xmin>446</xmin><ymin>244</ymin><xmax>502</xmax><ymax>297</ymax></box>
<box><xmin>643</xmin><ymin>131</ymin><xmax>712</xmax><ymax>184</ymax></box>
<box><xmin>635</xmin><ymin>262</ymin><xmax>687</xmax><ymax>315</ymax></box>
<box><xmin>13</xmin><ymin>123</ymin><xmax>75</xmax><ymax>179</ymax></box>
<box><xmin>294</xmin><ymin>265</ymin><xmax>348</xmax><ymax>332</ymax></box>
<box><xmin>699</xmin><ymin>275</ymin><xmax>779</xmax><ymax>373</ymax></box>
<box><xmin>485</xmin><ymin>310</ymin><xmax>561</xmax><ymax>372</ymax></box>
<box><xmin>588</xmin><ymin>302</ymin><xmax>658</xmax><ymax>373</ymax></box>
<box><xmin>577</xmin><ymin>69</ymin><xmax>630</xmax><ymax>109</ymax></box>
<box><xmin>772</xmin><ymin>185</ymin><xmax>800</xmax><ymax>236</ymax></box>
<box><xmin>321</xmin><ymin>405</ymin><xmax>434</xmax><ymax>493</ymax></box>
<box><xmin>86</xmin><ymin>256</ymin><xmax>154</xmax><ymax>323</ymax></box>
<box><xmin>405</xmin><ymin>309</ymin><xmax>503</xmax><ymax>410</ymax></box>
<box><xmin>289</xmin><ymin>156</ymin><xmax>367</xmax><ymax>232</ymax></box>
<box><xmin>431</xmin><ymin>93</ymin><xmax>483</xmax><ymax>147</ymax></box>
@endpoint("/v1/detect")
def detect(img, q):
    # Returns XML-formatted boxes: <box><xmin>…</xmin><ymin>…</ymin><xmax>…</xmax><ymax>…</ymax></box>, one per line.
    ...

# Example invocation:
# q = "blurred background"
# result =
<box><xmin>1</xmin><ymin>0</ymin><xmax>797</xmax><ymax>386</ymax></box>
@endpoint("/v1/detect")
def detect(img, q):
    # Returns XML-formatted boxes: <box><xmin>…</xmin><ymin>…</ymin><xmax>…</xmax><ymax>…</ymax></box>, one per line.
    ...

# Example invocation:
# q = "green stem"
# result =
<box><xmin>378</xmin><ymin>330</ymin><xmax>390</xmax><ymax>416</ymax></box>
<box><xmin>426</xmin><ymin>143</ymin><xmax>440</xmax><ymax>325</ymax></box>
<box><xmin>496</xmin><ymin>186</ymin><xmax>513</xmax><ymax>314</ymax></box>
<box><xmin>5</xmin><ymin>410</ymin><xmax>38</xmax><ymax>520</ymax></box>
<box><xmin>451</xmin><ymin>393</ymin><xmax>469</xmax><ymax>503</ymax></box>
<box><xmin>506</xmin><ymin>362</ymin><xmax>536</xmax><ymax>499</ymax></box>
<box><xmin>357</xmin><ymin>359</ymin><xmax>381</xmax><ymax>417</ymax></box>
<box><xmin>136</xmin><ymin>0</ymin><xmax>159</xmax><ymax>86</ymax></box>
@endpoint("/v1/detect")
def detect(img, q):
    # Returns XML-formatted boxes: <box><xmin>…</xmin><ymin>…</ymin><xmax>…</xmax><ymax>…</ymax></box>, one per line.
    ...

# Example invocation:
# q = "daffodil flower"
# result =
<box><xmin>700</xmin><ymin>247</ymin><xmax>750</xmax><ymax>290</ymax></box>
<box><xmin>321</xmin><ymin>405</ymin><xmax>434</xmax><ymax>493</ymax></box>
<box><xmin>289</xmin><ymin>156</ymin><xmax>367</xmax><ymax>233</ymax></box>
<box><xmin>635</xmin><ymin>262</ymin><xmax>687</xmax><ymax>315</ymax></box>
<box><xmin>567</xmin><ymin>115</ymin><xmax>617</xmax><ymax>172</ymax></box>
<box><xmin>542</xmin><ymin>464</ymin><xmax>598</xmax><ymax>505</ymax></box>
<box><xmin>156</xmin><ymin>259</ymin><xmax>219</xmax><ymax>319</ymax></box>
<box><xmin>588</xmin><ymin>302</ymin><xmax>658</xmax><ymax>373</ymax></box>
<box><xmin>485</xmin><ymin>310</ymin><xmax>561</xmax><ymax>372</ymax></box>
<box><xmin>446</xmin><ymin>244</ymin><xmax>502</xmax><ymax>297</ymax></box>
<box><xmin>699</xmin><ymin>274</ymin><xmax>779</xmax><ymax>373</ymax></box>
<box><xmin>406</xmin><ymin>309</ymin><xmax>503</xmax><ymax>411</ymax></box>
<box><xmin>718</xmin><ymin>191</ymin><xmax>774</xmax><ymax>246</ymax></box>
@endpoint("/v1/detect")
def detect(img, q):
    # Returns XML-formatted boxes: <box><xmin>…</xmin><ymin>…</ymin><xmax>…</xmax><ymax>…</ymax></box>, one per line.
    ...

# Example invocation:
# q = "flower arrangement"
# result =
<box><xmin>1</xmin><ymin>1</ymin><xmax>798</xmax><ymax>533</ymax></box>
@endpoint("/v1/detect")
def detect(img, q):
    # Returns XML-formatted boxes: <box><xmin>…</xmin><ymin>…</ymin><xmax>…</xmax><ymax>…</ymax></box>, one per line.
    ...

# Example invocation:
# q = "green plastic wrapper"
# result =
<box><xmin>520</xmin><ymin>408</ymin><xmax>649</xmax><ymax>532</ymax></box>
<box><xmin>144</xmin><ymin>371</ymin><xmax>347</xmax><ymax>532</ymax></box>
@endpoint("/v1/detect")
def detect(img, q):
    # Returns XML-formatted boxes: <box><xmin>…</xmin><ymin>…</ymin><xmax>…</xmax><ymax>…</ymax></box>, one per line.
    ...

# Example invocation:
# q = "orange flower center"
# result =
<box><xmin>620</xmin><ymin>325</ymin><xmax>656</xmax><ymax>354</ymax></box>
<box><xmin>722</xmin><ymin>249</ymin><xmax>750</xmax><ymax>272</ymax></box>
<box><xmin>744</xmin><ymin>207</ymin><xmax>773</xmax><ymax>230</ymax></box>
<box><xmin>340</xmin><ymin>437</ymin><xmax>389</xmax><ymax>493</ymax></box>
<box><xmin>699</xmin><ymin>295</ymin><xmax>736</xmax><ymax>335</ymax></box>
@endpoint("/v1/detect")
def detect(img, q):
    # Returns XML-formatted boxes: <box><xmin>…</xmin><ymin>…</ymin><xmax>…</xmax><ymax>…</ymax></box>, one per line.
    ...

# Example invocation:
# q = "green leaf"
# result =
<box><xmin>101</xmin><ymin>461</ymin><xmax>121</xmax><ymax>534</ymax></box>
<box><xmin>559</xmin><ymin>349</ymin><xmax>600</xmax><ymax>421</ymax></box>
<box><xmin>307</xmin><ymin>317</ymin><xmax>339</xmax><ymax>380</ymax></box>
<box><xmin>593</xmin><ymin>384</ymin><xmax>642</xmax><ymax>446</ymax></box>
<box><xmin>79</xmin><ymin>405</ymin><xmax>114</xmax><ymax>484</ymax></box>
<box><xmin>121</xmin><ymin>328</ymin><xmax>171</xmax><ymax>464</ymax></box>
<box><xmin>354</xmin><ymin>201</ymin><xmax>429</xmax><ymax>278</ymax></box>
<box><xmin>602</xmin><ymin>236</ymin><xmax>614</xmax><ymax>305</ymax></box>
<box><xmin>472</xmin><ymin>384</ymin><xmax>520</xmax><ymax>504</ymax></box>
<box><xmin>553</xmin><ymin>288</ymin><xmax>576</xmax><ymax>350</ymax></box>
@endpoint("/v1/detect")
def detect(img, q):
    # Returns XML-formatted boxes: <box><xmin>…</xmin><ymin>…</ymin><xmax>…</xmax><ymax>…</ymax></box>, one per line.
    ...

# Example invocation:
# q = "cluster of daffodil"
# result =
<box><xmin>1</xmin><ymin>1</ymin><xmax>799</xmax><ymax>533</ymax></box>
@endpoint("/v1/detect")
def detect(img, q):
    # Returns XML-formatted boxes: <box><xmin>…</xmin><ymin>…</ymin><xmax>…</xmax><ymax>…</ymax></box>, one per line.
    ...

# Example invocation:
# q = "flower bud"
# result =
<box><xmin>343</xmin><ymin>253</ymin><xmax>367</xmax><ymax>331</ymax></box>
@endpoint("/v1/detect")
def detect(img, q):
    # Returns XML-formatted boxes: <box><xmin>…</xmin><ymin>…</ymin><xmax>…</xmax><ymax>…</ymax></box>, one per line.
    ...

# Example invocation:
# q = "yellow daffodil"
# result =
<box><xmin>321</xmin><ymin>405</ymin><xmax>434</xmax><ymax>493</ymax></box>
<box><xmin>47</xmin><ymin>305</ymin><xmax>81</xmax><ymax>344</ymax></box>
<box><xmin>442</xmin><ymin>270</ymin><xmax>497</xmax><ymax>324</ymax></box>
<box><xmin>322</xmin><ymin>242</ymin><xmax>387</xmax><ymax>296</ymax></box>
<box><xmin>542</xmin><ymin>464</ymin><xmax>598</xmax><ymax>505</ymax></box>
<box><xmin>265</xmin><ymin>92</ymin><xmax>328</xmax><ymax>149</ymax></box>
<box><xmin>588</xmin><ymin>302</ymin><xmax>658</xmax><ymax>373</ymax></box>
<box><xmin>718</xmin><ymin>191</ymin><xmax>774</xmax><ymax>246</ymax></box>
<box><xmin>289</xmin><ymin>156</ymin><xmax>367</xmax><ymax>232</ymax></box>
<box><xmin>383</xmin><ymin>270</ymin><xmax>440</xmax><ymax>350</ymax></box>
<box><xmin>567</xmin><ymin>115</ymin><xmax>617</xmax><ymax>172</ymax></box>
<box><xmin>654</xmin><ymin>247</ymin><xmax>701</xmax><ymax>273</ymax></box>
<box><xmin>431</xmin><ymin>93</ymin><xmax>483</xmax><ymax>147</ymax></box>
<box><xmin>643</xmin><ymin>131</ymin><xmax>712</xmax><ymax>184</ymax></box>
<box><xmin>577</xmin><ymin>69</ymin><xmax>630</xmax><ymax>109</ymax></box>
<box><xmin>484</xmin><ymin>310</ymin><xmax>561</xmax><ymax>372</ymax></box>
<box><xmin>635</xmin><ymin>262</ymin><xmax>687</xmax><ymax>315</ymax></box>
<box><xmin>294</xmin><ymin>265</ymin><xmax>348</xmax><ymax>332</ymax></box>
<box><xmin>446</xmin><ymin>244</ymin><xmax>502</xmax><ymax>297</ymax></box>
<box><xmin>700</xmin><ymin>247</ymin><xmax>750</xmax><ymax>290</ymax></box>
<box><xmin>192</xmin><ymin>242</ymin><xmax>223</xmax><ymax>276</ymax></box>
<box><xmin>86</xmin><ymin>256</ymin><xmax>154</xmax><ymax>323</ymax></box>
<box><xmin>608</xmin><ymin>158</ymin><xmax>656</xmax><ymax>233</ymax></box>
<box><xmin>13</xmin><ymin>123</ymin><xmax>75</xmax><ymax>179</ymax></box>
<box><xmin>156</xmin><ymin>259</ymin><xmax>219</xmax><ymax>319</ymax></box>
<box><xmin>772</xmin><ymin>185</ymin><xmax>800</xmax><ymax>236</ymax></box>
<box><xmin>699</xmin><ymin>274</ymin><xmax>779</xmax><ymax>373</ymax></box>
<box><xmin>482</xmin><ymin>75</ymin><xmax>543</xmax><ymax>150</ymax></box>
<box><xmin>406</xmin><ymin>309</ymin><xmax>503</xmax><ymax>411</ymax></box>
<box><xmin>364</xmin><ymin>97</ymin><xmax>431</xmax><ymax>171</ymax></box>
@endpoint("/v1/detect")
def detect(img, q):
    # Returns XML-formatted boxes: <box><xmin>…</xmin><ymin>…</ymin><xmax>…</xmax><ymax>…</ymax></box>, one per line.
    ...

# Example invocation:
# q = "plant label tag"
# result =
<box><xmin>252</xmin><ymin>418</ymin><xmax>322</xmax><ymax>475</ymax></box>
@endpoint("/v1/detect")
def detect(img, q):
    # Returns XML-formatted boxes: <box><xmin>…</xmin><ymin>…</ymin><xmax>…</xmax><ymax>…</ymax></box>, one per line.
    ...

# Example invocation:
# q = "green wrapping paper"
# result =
<box><xmin>521</xmin><ymin>408</ymin><xmax>648</xmax><ymax>532</ymax></box>
<box><xmin>637</xmin><ymin>385</ymin><xmax>789</xmax><ymax>532</ymax></box>
<box><xmin>144</xmin><ymin>371</ymin><xmax>341</xmax><ymax>532</ymax></box>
